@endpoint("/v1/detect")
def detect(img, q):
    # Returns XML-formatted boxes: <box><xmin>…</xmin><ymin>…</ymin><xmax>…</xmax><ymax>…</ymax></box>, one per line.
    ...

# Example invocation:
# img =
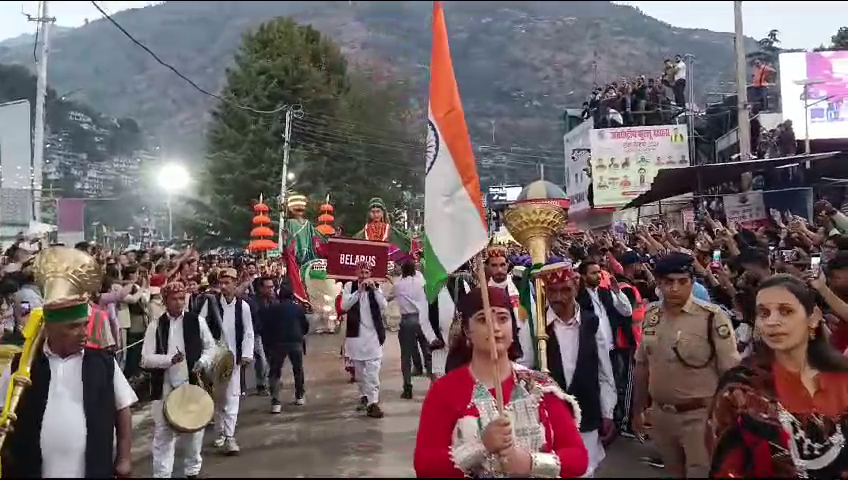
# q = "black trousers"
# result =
<box><xmin>399</xmin><ymin>314</ymin><xmax>431</xmax><ymax>387</ymax></box>
<box><xmin>673</xmin><ymin>79</ymin><xmax>686</xmax><ymax>108</ymax></box>
<box><xmin>610</xmin><ymin>347</ymin><xmax>635</xmax><ymax>432</ymax></box>
<box><xmin>267</xmin><ymin>341</ymin><xmax>305</xmax><ymax>403</ymax></box>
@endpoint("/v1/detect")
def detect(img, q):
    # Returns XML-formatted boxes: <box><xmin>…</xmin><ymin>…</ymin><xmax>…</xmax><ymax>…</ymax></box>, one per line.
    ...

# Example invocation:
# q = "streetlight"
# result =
<box><xmin>157</xmin><ymin>163</ymin><xmax>190</xmax><ymax>240</ymax></box>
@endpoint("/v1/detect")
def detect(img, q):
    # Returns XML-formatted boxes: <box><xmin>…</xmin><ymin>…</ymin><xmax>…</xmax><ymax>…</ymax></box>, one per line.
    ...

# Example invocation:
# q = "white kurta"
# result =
<box><xmin>585</xmin><ymin>287</ymin><xmax>633</xmax><ymax>351</ymax></box>
<box><xmin>341</xmin><ymin>281</ymin><xmax>387</xmax><ymax>404</ymax></box>
<box><xmin>216</xmin><ymin>296</ymin><xmax>254</xmax><ymax>437</ymax></box>
<box><xmin>141</xmin><ymin>313</ymin><xmax>217</xmax><ymax>478</ymax></box>
<box><xmin>0</xmin><ymin>344</ymin><xmax>138</xmax><ymax>478</ymax></box>
<box><xmin>547</xmin><ymin>305</ymin><xmax>617</xmax><ymax>478</ymax></box>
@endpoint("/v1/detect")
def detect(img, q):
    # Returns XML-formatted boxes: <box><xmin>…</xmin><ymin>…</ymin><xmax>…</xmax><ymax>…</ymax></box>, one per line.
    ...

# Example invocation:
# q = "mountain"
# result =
<box><xmin>0</xmin><ymin>1</ymin><xmax>755</xmax><ymax>164</ymax></box>
<box><xmin>0</xmin><ymin>26</ymin><xmax>74</xmax><ymax>49</ymax></box>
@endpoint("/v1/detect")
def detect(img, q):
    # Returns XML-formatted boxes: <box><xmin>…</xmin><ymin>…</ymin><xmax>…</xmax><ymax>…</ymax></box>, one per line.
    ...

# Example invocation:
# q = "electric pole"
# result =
<box><xmin>733</xmin><ymin>1</ymin><xmax>752</xmax><ymax>161</ymax></box>
<box><xmin>278</xmin><ymin>107</ymin><xmax>293</xmax><ymax>249</ymax></box>
<box><xmin>28</xmin><ymin>1</ymin><xmax>54</xmax><ymax>223</ymax></box>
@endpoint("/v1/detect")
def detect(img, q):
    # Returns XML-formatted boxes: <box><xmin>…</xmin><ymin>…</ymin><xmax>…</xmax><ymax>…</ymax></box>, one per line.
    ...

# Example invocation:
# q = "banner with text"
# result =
<box><xmin>723</xmin><ymin>191</ymin><xmax>768</xmax><ymax>228</ymax></box>
<box><xmin>589</xmin><ymin>125</ymin><xmax>689</xmax><ymax>208</ymax></box>
<box><xmin>325</xmin><ymin>237</ymin><xmax>390</xmax><ymax>280</ymax></box>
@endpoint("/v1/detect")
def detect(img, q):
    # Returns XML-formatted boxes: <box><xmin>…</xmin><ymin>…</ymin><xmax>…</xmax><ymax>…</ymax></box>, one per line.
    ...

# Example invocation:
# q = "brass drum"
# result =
<box><xmin>163</xmin><ymin>384</ymin><xmax>214</xmax><ymax>433</ymax></box>
<box><xmin>204</xmin><ymin>342</ymin><xmax>235</xmax><ymax>398</ymax></box>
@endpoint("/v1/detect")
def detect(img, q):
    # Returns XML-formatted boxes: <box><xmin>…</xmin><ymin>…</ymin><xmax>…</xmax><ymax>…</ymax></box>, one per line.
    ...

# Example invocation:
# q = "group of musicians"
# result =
<box><xmin>0</xmin><ymin>249</ymin><xmax>254</xmax><ymax>478</ymax></box>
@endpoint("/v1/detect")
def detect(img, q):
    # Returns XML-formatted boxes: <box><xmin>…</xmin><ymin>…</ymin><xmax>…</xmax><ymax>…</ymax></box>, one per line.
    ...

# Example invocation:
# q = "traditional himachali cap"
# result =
<box><xmin>287</xmin><ymin>194</ymin><xmax>307</xmax><ymax>210</ymax></box>
<box><xmin>536</xmin><ymin>258</ymin><xmax>577</xmax><ymax>285</ymax></box>
<box><xmin>367</xmin><ymin>197</ymin><xmax>387</xmax><ymax>211</ymax></box>
<box><xmin>161</xmin><ymin>281</ymin><xmax>186</xmax><ymax>299</ymax></box>
<box><xmin>219</xmin><ymin>267</ymin><xmax>238</xmax><ymax>280</ymax></box>
<box><xmin>484</xmin><ymin>238</ymin><xmax>509</xmax><ymax>262</ymax></box>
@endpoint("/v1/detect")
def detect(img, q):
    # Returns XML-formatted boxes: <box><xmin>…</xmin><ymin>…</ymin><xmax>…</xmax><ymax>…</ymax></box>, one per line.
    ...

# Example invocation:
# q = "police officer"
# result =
<box><xmin>630</xmin><ymin>252</ymin><xmax>740</xmax><ymax>478</ymax></box>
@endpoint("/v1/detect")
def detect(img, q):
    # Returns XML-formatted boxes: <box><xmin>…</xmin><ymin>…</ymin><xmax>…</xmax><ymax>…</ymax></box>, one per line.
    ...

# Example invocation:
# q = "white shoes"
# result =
<box><xmin>224</xmin><ymin>437</ymin><xmax>240</xmax><ymax>455</ymax></box>
<box><xmin>270</xmin><ymin>403</ymin><xmax>282</xmax><ymax>414</ymax></box>
<box><xmin>213</xmin><ymin>434</ymin><xmax>226</xmax><ymax>448</ymax></box>
<box><xmin>294</xmin><ymin>397</ymin><xmax>305</xmax><ymax>406</ymax></box>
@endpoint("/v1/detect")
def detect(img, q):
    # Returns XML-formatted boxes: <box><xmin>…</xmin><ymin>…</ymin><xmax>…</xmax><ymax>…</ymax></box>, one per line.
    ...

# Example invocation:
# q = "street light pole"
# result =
<box><xmin>28</xmin><ymin>1</ymin><xmax>55</xmax><ymax>223</ymax></box>
<box><xmin>166</xmin><ymin>193</ymin><xmax>173</xmax><ymax>240</ymax></box>
<box><xmin>279</xmin><ymin>107</ymin><xmax>293</xmax><ymax>248</ymax></box>
<box><xmin>733</xmin><ymin>0</ymin><xmax>752</xmax><ymax>161</ymax></box>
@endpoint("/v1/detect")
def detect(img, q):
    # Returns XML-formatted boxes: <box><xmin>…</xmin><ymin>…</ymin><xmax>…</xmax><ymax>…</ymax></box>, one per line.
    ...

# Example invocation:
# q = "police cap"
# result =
<box><xmin>654</xmin><ymin>252</ymin><xmax>695</xmax><ymax>277</ymax></box>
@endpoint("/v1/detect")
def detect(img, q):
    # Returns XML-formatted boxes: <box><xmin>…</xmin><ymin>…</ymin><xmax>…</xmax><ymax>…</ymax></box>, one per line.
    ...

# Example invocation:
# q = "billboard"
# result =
<box><xmin>779</xmin><ymin>51</ymin><xmax>848</xmax><ymax>140</ymax></box>
<box><xmin>589</xmin><ymin>125</ymin><xmax>689</xmax><ymax>208</ymax></box>
<box><xmin>0</xmin><ymin>100</ymin><xmax>33</xmax><ymax>226</ymax></box>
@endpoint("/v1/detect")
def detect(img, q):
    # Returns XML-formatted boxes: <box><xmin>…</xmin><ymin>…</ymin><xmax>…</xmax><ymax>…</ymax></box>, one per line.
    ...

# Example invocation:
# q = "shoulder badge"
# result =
<box><xmin>716</xmin><ymin>323</ymin><xmax>731</xmax><ymax>339</ymax></box>
<box><xmin>645</xmin><ymin>308</ymin><xmax>661</xmax><ymax>328</ymax></box>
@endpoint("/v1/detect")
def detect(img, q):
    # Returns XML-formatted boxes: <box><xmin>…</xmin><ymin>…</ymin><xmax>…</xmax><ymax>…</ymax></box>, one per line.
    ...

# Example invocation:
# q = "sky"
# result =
<box><xmin>0</xmin><ymin>1</ymin><xmax>844</xmax><ymax>50</ymax></box>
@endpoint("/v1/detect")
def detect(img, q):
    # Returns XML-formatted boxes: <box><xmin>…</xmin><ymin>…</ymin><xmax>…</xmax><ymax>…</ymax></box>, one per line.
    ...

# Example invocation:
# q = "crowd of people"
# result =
<box><xmin>410</xmin><ymin>197</ymin><xmax>848</xmax><ymax>478</ymax></box>
<box><xmin>2</xmin><ymin>191</ymin><xmax>848</xmax><ymax>478</ymax></box>
<box><xmin>581</xmin><ymin>55</ymin><xmax>688</xmax><ymax>128</ymax></box>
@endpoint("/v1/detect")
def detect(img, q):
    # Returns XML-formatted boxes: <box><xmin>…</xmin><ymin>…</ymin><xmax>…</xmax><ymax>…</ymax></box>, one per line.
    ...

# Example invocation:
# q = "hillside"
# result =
<box><xmin>0</xmin><ymin>1</ymin><xmax>755</xmax><ymax>164</ymax></box>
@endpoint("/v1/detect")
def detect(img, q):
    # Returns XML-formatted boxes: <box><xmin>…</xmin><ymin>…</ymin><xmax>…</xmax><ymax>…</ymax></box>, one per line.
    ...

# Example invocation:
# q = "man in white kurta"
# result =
<box><xmin>543</xmin><ymin>267</ymin><xmax>617</xmax><ymax>478</ymax></box>
<box><xmin>207</xmin><ymin>268</ymin><xmax>254</xmax><ymax>454</ymax></box>
<box><xmin>141</xmin><ymin>282</ymin><xmax>217</xmax><ymax>479</ymax></box>
<box><xmin>340</xmin><ymin>263</ymin><xmax>387</xmax><ymax>418</ymax></box>
<box><xmin>547</xmin><ymin>304</ymin><xmax>617</xmax><ymax>477</ymax></box>
<box><xmin>0</xmin><ymin>336</ymin><xmax>138</xmax><ymax>478</ymax></box>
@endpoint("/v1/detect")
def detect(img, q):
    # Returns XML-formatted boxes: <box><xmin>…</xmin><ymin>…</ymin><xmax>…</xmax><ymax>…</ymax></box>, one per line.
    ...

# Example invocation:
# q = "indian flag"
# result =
<box><xmin>423</xmin><ymin>1</ymin><xmax>488</xmax><ymax>302</ymax></box>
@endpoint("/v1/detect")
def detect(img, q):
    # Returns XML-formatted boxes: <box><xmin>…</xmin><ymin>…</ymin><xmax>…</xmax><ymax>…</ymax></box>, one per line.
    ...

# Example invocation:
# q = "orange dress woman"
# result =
<box><xmin>707</xmin><ymin>275</ymin><xmax>848</xmax><ymax>478</ymax></box>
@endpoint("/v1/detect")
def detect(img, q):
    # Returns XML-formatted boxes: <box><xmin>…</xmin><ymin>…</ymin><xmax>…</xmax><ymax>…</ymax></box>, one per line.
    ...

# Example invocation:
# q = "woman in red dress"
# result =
<box><xmin>414</xmin><ymin>286</ymin><xmax>588</xmax><ymax>478</ymax></box>
<box><xmin>707</xmin><ymin>274</ymin><xmax>848</xmax><ymax>478</ymax></box>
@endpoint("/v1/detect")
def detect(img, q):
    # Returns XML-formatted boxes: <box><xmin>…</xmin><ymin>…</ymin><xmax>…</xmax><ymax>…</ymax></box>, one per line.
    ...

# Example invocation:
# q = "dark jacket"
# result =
<box><xmin>258</xmin><ymin>298</ymin><xmax>309</xmax><ymax>345</ymax></box>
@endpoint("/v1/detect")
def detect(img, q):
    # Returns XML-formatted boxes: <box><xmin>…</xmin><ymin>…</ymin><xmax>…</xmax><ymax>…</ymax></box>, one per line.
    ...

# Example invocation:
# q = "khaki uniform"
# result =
<box><xmin>635</xmin><ymin>296</ymin><xmax>740</xmax><ymax>478</ymax></box>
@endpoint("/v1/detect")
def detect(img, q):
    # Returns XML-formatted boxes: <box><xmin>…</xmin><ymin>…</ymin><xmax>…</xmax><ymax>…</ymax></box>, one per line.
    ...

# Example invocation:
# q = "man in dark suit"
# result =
<box><xmin>256</xmin><ymin>277</ymin><xmax>309</xmax><ymax>414</ymax></box>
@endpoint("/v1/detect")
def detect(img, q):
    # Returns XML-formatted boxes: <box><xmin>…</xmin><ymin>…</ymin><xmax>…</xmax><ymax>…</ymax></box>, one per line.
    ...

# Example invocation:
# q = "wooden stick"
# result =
<box><xmin>475</xmin><ymin>253</ymin><xmax>505</xmax><ymax>415</ymax></box>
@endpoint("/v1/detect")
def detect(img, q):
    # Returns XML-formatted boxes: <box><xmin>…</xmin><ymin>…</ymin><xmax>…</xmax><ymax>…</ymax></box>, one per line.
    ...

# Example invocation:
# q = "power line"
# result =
<box><xmin>89</xmin><ymin>1</ymin><xmax>288</xmax><ymax>116</ymax></box>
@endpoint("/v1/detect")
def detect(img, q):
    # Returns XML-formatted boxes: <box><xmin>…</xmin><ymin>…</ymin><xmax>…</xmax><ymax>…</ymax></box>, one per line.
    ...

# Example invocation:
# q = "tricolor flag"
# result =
<box><xmin>423</xmin><ymin>1</ymin><xmax>488</xmax><ymax>302</ymax></box>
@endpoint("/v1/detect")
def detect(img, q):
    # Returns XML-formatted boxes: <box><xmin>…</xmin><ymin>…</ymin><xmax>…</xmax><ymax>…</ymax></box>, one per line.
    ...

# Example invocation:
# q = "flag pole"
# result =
<box><xmin>475</xmin><ymin>253</ymin><xmax>504</xmax><ymax>415</ymax></box>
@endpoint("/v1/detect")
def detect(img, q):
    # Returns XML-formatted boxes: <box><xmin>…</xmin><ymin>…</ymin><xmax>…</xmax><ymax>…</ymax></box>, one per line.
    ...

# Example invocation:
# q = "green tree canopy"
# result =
<box><xmin>831</xmin><ymin>27</ymin><xmax>848</xmax><ymax>50</ymax></box>
<box><xmin>192</xmin><ymin>18</ymin><xmax>421</xmax><ymax>247</ymax></box>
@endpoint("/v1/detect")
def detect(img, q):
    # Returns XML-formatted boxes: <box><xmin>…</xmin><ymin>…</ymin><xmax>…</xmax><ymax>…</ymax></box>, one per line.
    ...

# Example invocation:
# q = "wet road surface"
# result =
<box><xmin>131</xmin><ymin>332</ymin><xmax>663</xmax><ymax>477</ymax></box>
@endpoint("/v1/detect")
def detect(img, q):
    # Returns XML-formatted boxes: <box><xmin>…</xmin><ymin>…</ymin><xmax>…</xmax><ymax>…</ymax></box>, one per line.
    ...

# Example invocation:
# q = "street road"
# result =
<box><xmin>131</xmin><ymin>332</ymin><xmax>663</xmax><ymax>477</ymax></box>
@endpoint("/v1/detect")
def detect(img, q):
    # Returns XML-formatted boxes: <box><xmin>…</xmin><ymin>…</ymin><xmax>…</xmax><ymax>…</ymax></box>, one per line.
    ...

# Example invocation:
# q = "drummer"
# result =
<box><xmin>141</xmin><ymin>281</ymin><xmax>218</xmax><ymax>479</ymax></box>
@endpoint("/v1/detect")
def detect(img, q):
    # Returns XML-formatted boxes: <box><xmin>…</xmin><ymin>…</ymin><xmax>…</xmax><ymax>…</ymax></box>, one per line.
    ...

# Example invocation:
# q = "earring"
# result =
<box><xmin>809</xmin><ymin>327</ymin><xmax>817</xmax><ymax>340</ymax></box>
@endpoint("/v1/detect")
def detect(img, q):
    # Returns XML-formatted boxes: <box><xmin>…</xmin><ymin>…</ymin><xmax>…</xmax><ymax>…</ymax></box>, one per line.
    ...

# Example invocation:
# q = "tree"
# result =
<box><xmin>831</xmin><ymin>27</ymin><xmax>848</xmax><ymax>50</ymax></box>
<box><xmin>747</xmin><ymin>29</ymin><xmax>781</xmax><ymax>66</ymax></box>
<box><xmin>195</xmin><ymin>17</ymin><xmax>421</xmax><ymax>243</ymax></box>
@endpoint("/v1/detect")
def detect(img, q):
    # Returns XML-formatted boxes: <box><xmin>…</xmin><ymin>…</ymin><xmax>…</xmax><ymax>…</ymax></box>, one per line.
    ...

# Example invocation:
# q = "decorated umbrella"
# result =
<box><xmin>248</xmin><ymin>195</ymin><xmax>278</xmax><ymax>254</ymax></box>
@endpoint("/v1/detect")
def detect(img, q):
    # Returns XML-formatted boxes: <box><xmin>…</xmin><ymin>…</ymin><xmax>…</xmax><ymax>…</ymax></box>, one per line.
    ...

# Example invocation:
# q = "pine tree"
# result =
<box><xmin>193</xmin><ymin>18</ymin><xmax>421</xmax><ymax>245</ymax></box>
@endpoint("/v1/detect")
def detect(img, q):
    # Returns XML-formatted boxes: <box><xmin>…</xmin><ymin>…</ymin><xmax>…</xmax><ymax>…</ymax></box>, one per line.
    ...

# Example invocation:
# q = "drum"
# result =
<box><xmin>206</xmin><ymin>342</ymin><xmax>236</xmax><ymax>388</ymax></box>
<box><xmin>163</xmin><ymin>383</ymin><xmax>214</xmax><ymax>433</ymax></box>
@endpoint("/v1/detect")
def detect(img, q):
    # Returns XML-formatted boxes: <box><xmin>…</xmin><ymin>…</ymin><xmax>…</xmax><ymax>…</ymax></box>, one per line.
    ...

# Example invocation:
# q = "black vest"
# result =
<box><xmin>546</xmin><ymin>308</ymin><xmax>602</xmax><ymax>432</ymax></box>
<box><xmin>345</xmin><ymin>282</ymin><xmax>386</xmax><ymax>346</ymax></box>
<box><xmin>1</xmin><ymin>348</ymin><xmax>116</xmax><ymax>478</ymax></box>
<box><xmin>216</xmin><ymin>294</ymin><xmax>245</xmax><ymax>359</ymax></box>
<box><xmin>578</xmin><ymin>287</ymin><xmax>636</xmax><ymax>349</ymax></box>
<box><xmin>148</xmin><ymin>312</ymin><xmax>203</xmax><ymax>400</ymax></box>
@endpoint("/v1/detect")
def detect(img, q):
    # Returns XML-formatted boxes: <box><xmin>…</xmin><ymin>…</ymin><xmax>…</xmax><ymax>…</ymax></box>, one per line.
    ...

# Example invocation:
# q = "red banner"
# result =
<box><xmin>325</xmin><ymin>237</ymin><xmax>390</xmax><ymax>280</ymax></box>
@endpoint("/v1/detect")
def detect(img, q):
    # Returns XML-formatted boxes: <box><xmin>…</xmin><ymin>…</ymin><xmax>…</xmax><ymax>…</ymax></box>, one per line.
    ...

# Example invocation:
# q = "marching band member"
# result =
<box><xmin>142</xmin><ymin>282</ymin><xmax>217</xmax><ymax>479</ymax></box>
<box><xmin>205</xmin><ymin>268</ymin><xmax>255</xmax><ymax>454</ymax></box>
<box><xmin>414</xmin><ymin>286</ymin><xmax>588</xmax><ymax>478</ymax></box>
<box><xmin>341</xmin><ymin>259</ymin><xmax>388</xmax><ymax>418</ymax></box>
<box><xmin>541</xmin><ymin>264</ymin><xmax>618</xmax><ymax>478</ymax></box>
<box><xmin>0</xmin><ymin>293</ymin><xmax>138</xmax><ymax>478</ymax></box>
